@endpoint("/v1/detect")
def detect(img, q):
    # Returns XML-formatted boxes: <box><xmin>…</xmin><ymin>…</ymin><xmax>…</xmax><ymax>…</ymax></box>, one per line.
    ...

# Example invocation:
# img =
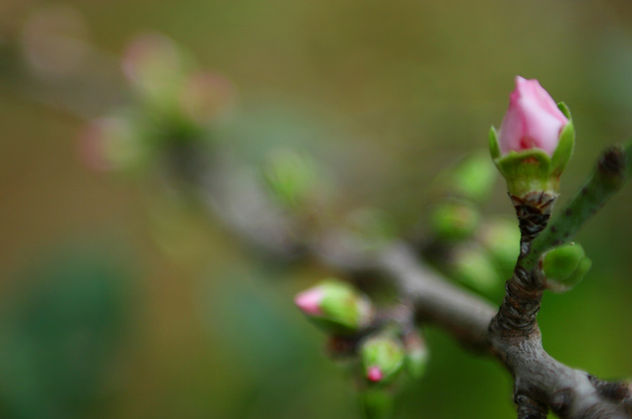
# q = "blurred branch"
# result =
<box><xmin>5</xmin><ymin>18</ymin><xmax>632</xmax><ymax>416</ymax></box>
<box><xmin>187</xmin><ymin>142</ymin><xmax>632</xmax><ymax>418</ymax></box>
<box><xmin>184</xmin><ymin>147</ymin><xmax>496</xmax><ymax>351</ymax></box>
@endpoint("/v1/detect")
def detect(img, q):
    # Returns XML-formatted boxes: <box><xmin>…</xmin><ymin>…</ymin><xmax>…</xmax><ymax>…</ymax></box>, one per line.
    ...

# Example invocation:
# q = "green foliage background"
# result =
<box><xmin>1</xmin><ymin>0</ymin><xmax>632</xmax><ymax>417</ymax></box>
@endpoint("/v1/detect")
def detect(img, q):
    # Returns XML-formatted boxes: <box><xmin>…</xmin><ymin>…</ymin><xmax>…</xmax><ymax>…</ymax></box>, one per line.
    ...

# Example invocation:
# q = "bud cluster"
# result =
<box><xmin>295</xmin><ymin>279</ymin><xmax>430</xmax><ymax>417</ymax></box>
<box><xmin>80</xmin><ymin>33</ymin><xmax>235</xmax><ymax>172</ymax></box>
<box><xmin>424</xmin><ymin>153</ymin><xmax>521</xmax><ymax>301</ymax></box>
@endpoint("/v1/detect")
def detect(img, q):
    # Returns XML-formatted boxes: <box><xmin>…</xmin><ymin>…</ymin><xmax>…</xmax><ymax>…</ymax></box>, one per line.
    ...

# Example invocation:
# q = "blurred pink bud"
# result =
<box><xmin>78</xmin><ymin>117</ymin><xmax>139</xmax><ymax>171</ymax></box>
<box><xmin>178</xmin><ymin>71</ymin><xmax>235</xmax><ymax>123</ymax></box>
<box><xmin>121</xmin><ymin>33</ymin><xmax>183</xmax><ymax>94</ymax></box>
<box><xmin>498</xmin><ymin>76</ymin><xmax>568</xmax><ymax>156</ymax></box>
<box><xmin>78</xmin><ymin>119</ymin><xmax>114</xmax><ymax>171</ymax></box>
<box><xmin>22</xmin><ymin>6</ymin><xmax>90</xmax><ymax>79</ymax></box>
<box><xmin>367</xmin><ymin>366</ymin><xmax>383</xmax><ymax>382</ymax></box>
<box><xmin>294</xmin><ymin>288</ymin><xmax>324</xmax><ymax>316</ymax></box>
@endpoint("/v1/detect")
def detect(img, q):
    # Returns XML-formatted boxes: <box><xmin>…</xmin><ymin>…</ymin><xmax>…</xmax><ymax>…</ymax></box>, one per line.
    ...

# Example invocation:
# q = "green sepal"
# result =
<box><xmin>489</xmin><ymin>126</ymin><xmax>500</xmax><ymax>160</ymax></box>
<box><xmin>494</xmin><ymin>148</ymin><xmax>558</xmax><ymax>199</ymax></box>
<box><xmin>490</xmin><ymin>103</ymin><xmax>575</xmax><ymax>197</ymax></box>
<box><xmin>360</xmin><ymin>388</ymin><xmax>394</xmax><ymax>419</ymax></box>
<box><xmin>541</xmin><ymin>242</ymin><xmax>591</xmax><ymax>292</ymax></box>
<box><xmin>550</xmin><ymin>120</ymin><xmax>575</xmax><ymax>178</ymax></box>
<box><xmin>557</xmin><ymin>101</ymin><xmax>572</xmax><ymax>119</ymax></box>
<box><xmin>360</xmin><ymin>334</ymin><xmax>406</xmax><ymax>385</ymax></box>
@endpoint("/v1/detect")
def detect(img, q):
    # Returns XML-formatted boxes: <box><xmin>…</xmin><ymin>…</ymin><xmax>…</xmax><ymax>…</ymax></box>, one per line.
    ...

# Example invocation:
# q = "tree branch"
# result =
<box><xmin>181</xmin><ymin>144</ymin><xmax>632</xmax><ymax>418</ymax></box>
<box><xmin>488</xmin><ymin>145</ymin><xmax>632</xmax><ymax>418</ymax></box>
<box><xmin>7</xmin><ymin>26</ymin><xmax>631</xmax><ymax>418</ymax></box>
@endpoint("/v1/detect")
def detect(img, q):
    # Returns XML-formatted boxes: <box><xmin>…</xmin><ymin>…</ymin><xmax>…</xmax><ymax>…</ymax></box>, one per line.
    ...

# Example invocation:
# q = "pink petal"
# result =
<box><xmin>294</xmin><ymin>289</ymin><xmax>324</xmax><ymax>315</ymax></box>
<box><xmin>498</xmin><ymin>76</ymin><xmax>568</xmax><ymax>156</ymax></box>
<box><xmin>367</xmin><ymin>366</ymin><xmax>383</xmax><ymax>382</ymax></box>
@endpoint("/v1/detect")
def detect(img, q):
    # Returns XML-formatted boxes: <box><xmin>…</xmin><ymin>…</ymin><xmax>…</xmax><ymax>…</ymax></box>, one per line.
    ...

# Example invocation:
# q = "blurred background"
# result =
<box><xmin>1</xmin><ymin>0</ymin><xmax>632</xmax><ymax>418</ymax></box>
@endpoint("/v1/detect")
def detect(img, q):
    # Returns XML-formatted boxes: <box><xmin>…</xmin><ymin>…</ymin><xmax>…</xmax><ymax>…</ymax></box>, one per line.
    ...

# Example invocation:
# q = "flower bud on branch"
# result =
<box><xmin>360</xmin><ymin>333</ymin><xmax>405</xmax><ymax>385</ymax></box>
<box><xmin>490</xmin><ymin>76</ymin><xmax>574</xmax><ymax>198</ymax></box>
<box><xmin>263</xmin><ymin>149</ymin><xmax>322</xmax><ymax>211</ymax></box>
<box><xmin>450</xmin><ymin>245</ymin><xmax>502</xmax><ymax>298</ymax></box>
<box><xmin>490</xmin><ymin>76</ymin><xmax>575</xmax><ymax>240</ymax></box>
<box><xmin>478</xmin><ymin>219</ymin><xmax>520</xmax><ymax>278</ymax></box>
<box><xmin>437</xmin><ymin>152</ymin><xmax>497</xmax><ymax>203</ymax></box>
<box><xmin>429</xmin><ymin>201</ymin><xmax>480</xmax><ymax>242</ymax></box>
<box><xmin>294</xmin><ymin>280</ymin><xmax>374</xmax><ymax>334</ymax></box>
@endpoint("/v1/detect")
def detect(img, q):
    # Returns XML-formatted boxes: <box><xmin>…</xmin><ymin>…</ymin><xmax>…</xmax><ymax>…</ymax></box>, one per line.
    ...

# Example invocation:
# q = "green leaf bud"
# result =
<box><xmin>541</xmin><ymin>242</ymin><xmax>591</xmax><ymax>292</ymax></box>
<box><xmin>445</xmin><ymin>152</ymin><xmax>497</xmax><ymax>202</ymax></box>
<box><xmin>479</xmin><ymin>219</ymin><xmax>520</xmax><ymax>277</ymax></box>
<box><xmin>451</xmin><ymin>245</ymin><xmax>502</xmax><ymax>298</ymax></box>
<box><xmin>263</xmin><ymin>149</ymin><xmax>319</xmax><ymax>209</ymax></box>
<box><xmin>430</xmin><ymin>201</ymin><xmax>480</xmax><ymax>242</ymax></box>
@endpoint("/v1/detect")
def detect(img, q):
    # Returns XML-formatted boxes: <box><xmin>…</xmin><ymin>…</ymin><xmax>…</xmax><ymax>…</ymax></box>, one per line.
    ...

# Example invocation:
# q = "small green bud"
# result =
<box><xmin>430</xmin><ymin>201</ymin><xmax>480</xmax><ymax>241</ymax></box>
<box><xmin>360</xmin><ymin>334</ymin><xmax>406</xmax><ymax>385</ymax></box>
<box><xmin>294</xmin><ymin>279</ymin><xmax>373</xmax><ymax>334</ymax></box>
<box><xmin>541</xmin><ymin>242</ymin><xmax>591</xmax><ymax>292</ymax></box>
<box><xmin>122</xmin><ymin>33</ymin><xmax>188</xmax><ymax>105</ymax></box>
<box><xmin>479</xmin><ymin>219</ymin><xmax>520</xmax><ymax>277</ymax></box>
<box><xmin>263</xmin><ymin>149</ymin><xmax>319</xmax><ymax>209</ymax></box>
<box><xmin>446</xmin><ymin>152</ymin><xmax>497</xmax><ymax>202</ymax></box>
<box><xmin>402</xmin><ymin>330</ymin><xmax>429</xmax><ymax>379</ymax></box>
<box><xmin>451</xmin><ymin>245</ymin><xmax>502</xmax><ymax>298</ymax></box>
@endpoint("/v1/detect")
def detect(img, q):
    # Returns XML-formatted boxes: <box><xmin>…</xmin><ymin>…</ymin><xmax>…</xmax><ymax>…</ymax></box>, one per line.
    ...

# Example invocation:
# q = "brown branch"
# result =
<box><xmin>487</xmin><ymin>147</ymin><xmax>632</xmax><ymax>418</ymax></box>
<box><xmin>182</xmin><ymin>145</ymin><xmax>632</xmax><ymax>418</ymax></box>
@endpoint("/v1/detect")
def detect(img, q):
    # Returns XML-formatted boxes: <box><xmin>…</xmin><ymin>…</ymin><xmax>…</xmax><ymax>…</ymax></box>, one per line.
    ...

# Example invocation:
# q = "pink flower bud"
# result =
<box><xmin>178</xmin><ymin>71</ymin><xmax>235</xmax><ymax>123</ymax></box>
<box><xmin>498</xmin><ymin>76</ymin><xmax>568</xmax><ymax>157</ymax></box>
<box><xmin>78</xmin><ymin>120</ymin><xmax>112</xmax><ymax>171</ymax></box>
<box><xmin>121</xmin><ymin>33</ymin><xmax>184</xmax><ymax>97</ymax></box>
<box><xmin>367</xmin><ymin>366</ymin><xmax>383</xmax><ymax>382</ymax></box>
<box><xmin>294</xmin><ymin>288</ymin><xmax>324</xmax><ymax>316</ymax></box>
